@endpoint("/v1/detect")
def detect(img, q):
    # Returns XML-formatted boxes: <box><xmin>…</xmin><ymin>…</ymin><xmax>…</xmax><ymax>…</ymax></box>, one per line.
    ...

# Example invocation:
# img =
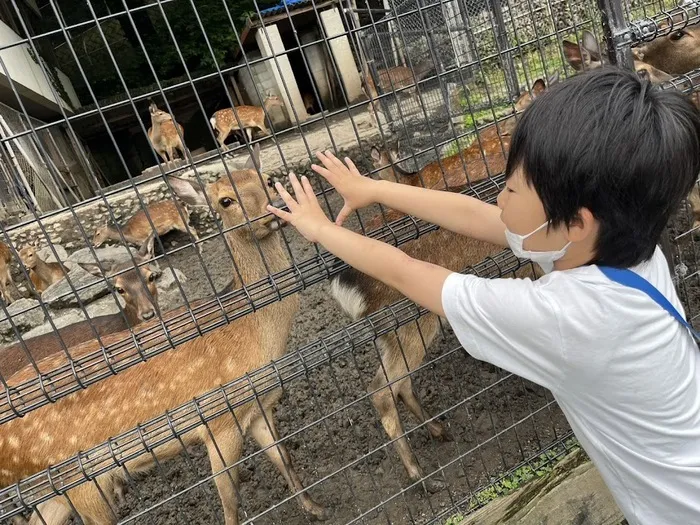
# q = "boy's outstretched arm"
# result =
<box><xmin>312</xmin><ymin>151</ymin><xmax>507</xmax><ymax>247</ymax></box>
<box><xmin>269</xmin><ymin>174</ymin><xmax>451</xmax><ymax>317</ymax></box>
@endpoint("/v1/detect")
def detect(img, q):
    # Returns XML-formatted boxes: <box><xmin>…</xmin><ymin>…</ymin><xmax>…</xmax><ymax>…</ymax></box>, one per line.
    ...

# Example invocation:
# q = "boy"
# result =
<box><xmin>268</xmin><ymin>67</ymin><xmax>700</xmax><ymax>524</ymax></box>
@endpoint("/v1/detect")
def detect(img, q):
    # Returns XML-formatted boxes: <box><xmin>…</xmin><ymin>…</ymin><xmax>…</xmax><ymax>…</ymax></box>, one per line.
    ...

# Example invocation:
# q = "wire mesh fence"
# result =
<box><xmin>0</xmin><ymin>0</ymin><xmax>698</xmax><ymax>523</ymax></box>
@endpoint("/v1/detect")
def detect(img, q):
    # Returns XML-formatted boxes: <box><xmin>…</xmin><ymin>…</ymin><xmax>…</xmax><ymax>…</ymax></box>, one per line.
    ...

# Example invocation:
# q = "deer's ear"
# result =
<box><xmin>563</xmin><ymin>40</ymin><xmax>585</xmax><ymax>71</ymax></box>
<box><xmin>168</xmin><ymin>176</ymin><xmax>208</xmax><ymax>207</ymax></box>
<box><xmin>138</xmin><ymin>232</ymin><xmax>156</xmax><ymax>261</ymax></box>
<box><xmin>532</xmin><ymin>79</ymin><xmax>547</xmax><ymax>97</ymax></box>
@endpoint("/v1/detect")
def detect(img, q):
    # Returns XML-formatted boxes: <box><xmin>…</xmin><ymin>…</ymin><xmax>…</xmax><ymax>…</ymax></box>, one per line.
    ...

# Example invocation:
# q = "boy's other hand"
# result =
<box><xmin>311</xmin><ymin>150</ymin><xmax>379</xmax><ymax>226</ymax></box>
<box><xmin>267</xmin><ymin>173</ymin><xmax>332</xmax><ymax>243</ymax></box>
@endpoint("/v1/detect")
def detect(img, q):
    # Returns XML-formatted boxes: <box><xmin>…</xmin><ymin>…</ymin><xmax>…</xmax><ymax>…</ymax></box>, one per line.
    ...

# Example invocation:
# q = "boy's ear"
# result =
<box><xmin>567</xmin><ymin>207</ymin><xmax>597</xmax><ymax>243</ymax></box>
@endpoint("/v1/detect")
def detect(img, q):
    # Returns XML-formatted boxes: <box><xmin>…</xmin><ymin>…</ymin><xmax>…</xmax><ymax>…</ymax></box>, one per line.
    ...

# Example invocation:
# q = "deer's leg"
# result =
<box><xmin>28</xmin><ymin>498</ymin><xmax>72</xmax><ymax>525</ymax></box>
<box><xmin>370</xmin><ymin>326</ymin><xmax>445</xmax><ymax>493</ymax></box>
<box><xmin>249</xmin><ymin>406</ymin><xmax>328</xmax><ymax>520</ymax></box>
<box><xmin>204</xmin><ymin>423</ymin><xmax>243</xmax><ymax>525</ymax></box>
<box><xmin>68</xmin><ymin>477</ymin><xmax>119</xmax><ymax>525</ymax></box>
<box><xmin>217</xmin><ymin>128</ymin><xmax>230</xmax><ymax>151</ymax></box>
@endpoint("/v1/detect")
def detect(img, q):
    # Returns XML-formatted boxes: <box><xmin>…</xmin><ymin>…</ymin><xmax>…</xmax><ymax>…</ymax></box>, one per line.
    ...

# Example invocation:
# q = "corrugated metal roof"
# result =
<box><xmin>258</xmin><ymin>0</ymin><xmax>314</xmax><ymax>18</ymax></box>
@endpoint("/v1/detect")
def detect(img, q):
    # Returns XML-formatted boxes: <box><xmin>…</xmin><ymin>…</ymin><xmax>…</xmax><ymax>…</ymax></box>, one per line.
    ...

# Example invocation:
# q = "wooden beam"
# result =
<box><xmin>459</xmin><ymin>449</ymin><xmax>624</xmax><ymax>525</ymax></box>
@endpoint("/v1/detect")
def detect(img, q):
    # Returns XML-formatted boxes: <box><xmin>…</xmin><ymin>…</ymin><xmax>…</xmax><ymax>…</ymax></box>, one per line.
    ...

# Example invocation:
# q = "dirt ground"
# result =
<box><xmin>24</xmin><ymin>187</ymin><xmax>568</xmax><ymax>525</ymax></box>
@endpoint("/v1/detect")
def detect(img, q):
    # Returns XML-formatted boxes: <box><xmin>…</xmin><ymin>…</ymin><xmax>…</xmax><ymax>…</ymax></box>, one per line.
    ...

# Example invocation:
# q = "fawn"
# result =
<box><xmin>562</xmin><ymin>30</ymin><xmax>673</xmax><ymax>83</ymax></box>
<box><xmin>329</xmin><ymin>82</ymin><xmax>549</xmax><ymax>493</ymax></box>
<box><xmin>210</xmin><ymin>91</ymin><xmax>284</xmax><ymax>149</ymax></box>
<box><xmin>148</xmin><ymin>100</ymin><xmax>187</xmax><ymax>170</ymax></box>
<box><xmin>92</xmin><ymin>199</ymin><xmax>200</xmax><ymax>253</ymax></box>
<box><xmin>18</xmin><ymin>242</ymin><xmax>67</xmax><ymax>294</ymax></box>
<box><xmin>0</xmin><ymin>240</ymin><xmax>14</xmax><ymax>305</ymax></box>
<box><xmin>0</xmin><ymin>145</ymin><xmax>326</xmax><ymax>525</ymax></box>
<box><xmin>0</xmin><ymin>235</ymin><xmax>161</xmax><ymax>380</ymax></box>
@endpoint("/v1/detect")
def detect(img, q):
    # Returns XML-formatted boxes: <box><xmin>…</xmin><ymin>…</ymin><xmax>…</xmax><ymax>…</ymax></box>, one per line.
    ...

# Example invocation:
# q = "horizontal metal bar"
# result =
<box><xmin>624</xmin><ymin>0</ymin><xmax>700</xmax><ymax>45</ymax></box>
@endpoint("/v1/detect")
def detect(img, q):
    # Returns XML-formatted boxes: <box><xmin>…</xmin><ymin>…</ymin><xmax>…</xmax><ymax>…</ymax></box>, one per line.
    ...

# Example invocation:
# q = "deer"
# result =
<box><xmin>0</xmin><ymin>234</ymin><xmax>161</xmax><ymax>380</ymax></box>
<box><xmin>147</xmin><ymin>100</ymin><xmax>187</xmax><ymax>170</ymax></box>
<box><xmin>18</xmin><ymin>242</ymin><xmax>67</xmax><ymax>294</ymax></box>
<box><xmin>0</xmin><ymin>240</ymin><xmax>14</xmax><ymax>305</ymax></box>
<box><xmin>210</xmin><ymin>91</ymin><xmax>284</xmax><ymax>150</ymax></box>
<box><xmin>631</xmin><ymin>11</ymin><xmax>700</xmax><ymax>76</ymax></box>
<box><xmin>92</xmin><ymin>199</ymin><xmax>201</xmax><ymax>254</ymax></box>
<box><xmin>369</xmin><ymin>77</ymin><xmax>551</xmax><ymax>191</ymax></box>
<box><xmin>0</xmin><ymin>145</ymin><xmax>327</xmax><ymax>525</ymax></box>
<box><xmin>328</xmin><ymin>80</ymin><xmax>552</xmax><ymax>494</ymax></box>
<box><xmin>363</xmin><ymin>59</ymin><xmax>435</xmax><ymax>111</ymax></box>
<box><xmin>562</xmin><ymin>30</ymin><xmax>674</xmax><ymax>83</ymax></box>
<box><xmin>303</xmin><ymin>92</ymin><xmax>317</xmax><ymax>115</ymax></box>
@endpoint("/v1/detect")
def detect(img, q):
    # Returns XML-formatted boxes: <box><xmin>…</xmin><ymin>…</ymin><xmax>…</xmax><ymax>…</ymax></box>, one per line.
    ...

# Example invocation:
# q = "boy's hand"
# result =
<box><xmin>312</xmin><ymin>150</ymin><xmax>379</xmax><ymax>226</ymax></box>
<box><xmin>267</xmin><ymin>173</ymin><xmax>332</xmax><ymax>243</ymax></box>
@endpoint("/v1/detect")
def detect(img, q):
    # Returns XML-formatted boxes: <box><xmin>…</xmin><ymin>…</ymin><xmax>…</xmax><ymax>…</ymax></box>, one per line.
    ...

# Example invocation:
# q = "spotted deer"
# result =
<box><xmin>18</xmin><ymin>242</ymin><xmax>67</xmax><ymax>294</ymax></box>
<box><xmin>0</xmin><ymin>235</ymin><xmax>161</xmax><ymax>380</ymax></box>
<box><xmin>147</xmin><ymin>100</ymin><xmax>187</xmax><ymax>170</ymax></box>
<box><xmin>0</xmin><ymin>240</ymin><xmax>14</xmax><ymax>305</ymax></box>
<box><xmin>562</xmin><ymin>30</ymin><xmax>673</xmax><ymax>83</ymax></box>
<box><xmin>92</xmin><ymin>199</ymin><xmax>200</xmax><ymax>253</ymax></box>
<box><xmin>0</xmin><ymin>145</ymin><xmax>326</xmax><ymax>525</ymax></box>
<box><xmin>210</xmin><ymin>91</ymin><xmax>284</xmax><ymax>149</ymax></box>
<box><xmin>370</xmin><ymin>78</ymin><xmax>551</xmax><ymax>191</ymax></box>
<box><xmin>330</xmin><ymin>81</ymin><xmax>549</xmax><ymax>492</ymax></box>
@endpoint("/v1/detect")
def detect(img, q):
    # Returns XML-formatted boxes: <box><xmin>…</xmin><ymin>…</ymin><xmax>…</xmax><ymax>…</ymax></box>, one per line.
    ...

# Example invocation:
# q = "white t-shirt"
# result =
<box><xmin>441</xmin><ymin>246</ymin><xmax>700</xmax><ymax>525</ymax></box>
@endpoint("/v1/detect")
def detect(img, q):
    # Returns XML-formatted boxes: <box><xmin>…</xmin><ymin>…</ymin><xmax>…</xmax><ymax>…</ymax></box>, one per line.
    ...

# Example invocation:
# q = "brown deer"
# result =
<box><xmin>562</xmin><ymin>30</ymin><xmax>673</xmax><ymax>83</ymax></box>
<box><xmin>0</xmin><ymin>145</ymin><xmax>327</xmax><ymax>525</ymax></box>
<box><xmin>210</xmin><ymin>91</ymin><xmax>284</xmax><ymax>150</ymax></box>
<box><xmin>92</xmin><ymin>199</ymin><xmax>200</xmax><ymax>253</ymax></box>
<box><xmin>0</xmin><ymin>235</ymin><xmax>161</xmax><ymax>380</ymax></box>
<box><xmin>370</xmin><ymin>78</ymin><xmax>550</xmax><ymax>191</ymax></box>
<box><xmin>0</xmin><ymin>240</ymin><xmax>14</xmax><ymax>305</ymax></box>
<box><xmin>330</xmin><ymin>81</ymin><xmax>550</xmax><ymax>493</ymax></box>
<box><xmin>363</xmin><ymin>60</ymin><xmax>435</xmax><ymax>110</ymax></box>
<box><xmin>18</xmin><ymin>242</ymin><xmax>67</xmax><ymax>294</ymax></box>
<box><xmin>632</xmin><ymin>13</ymin><xmax>700</xmax><ymax>76</ymax></box>
<box><xmin>147</xmin><ymin>100</ymin><xmax>187</xmax><ymax>170</ymax></box>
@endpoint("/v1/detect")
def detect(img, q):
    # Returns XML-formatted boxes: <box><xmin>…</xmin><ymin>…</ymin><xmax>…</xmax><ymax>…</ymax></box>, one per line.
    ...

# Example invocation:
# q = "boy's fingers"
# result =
<box><xmin>274</xmin><ymin>182</ymin><xmax>299</xmax><ymax>211</ymax></box>
<box><xmin>345</xmin><ymin>157</ymin><xmax>361</xmax><ymax>177</ymax></box>
<box><xmin>311</xmin><ymin>163</ymin><xmax>333</xmax><ymax>182</ymax></box>
<box><xmin>300</xmin><ymin>176</ymin><xmax>318</xmax><ymax>205</ymax></box>
<box><xmin>324</xmin><ymin>150</ymin><xmax>349</xmax><ymax>174</ymax></box>
<box><xmin>288</xmin><ymin>173</ymin><xmax>307</xmax><ymax>206</ymax></box>
<box><xmin>335</xmin><ymin>204</ymin><xmax>352</xmax><ymax>226</ymax></box>
<box><xmin>266</xmin><ymin>204</ymin><xmax>292</xmax><ymax>222</ymax></box>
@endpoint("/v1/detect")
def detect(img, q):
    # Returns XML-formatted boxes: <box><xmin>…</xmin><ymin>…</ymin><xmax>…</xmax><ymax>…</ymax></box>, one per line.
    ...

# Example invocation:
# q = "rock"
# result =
<box><xmin>85</xmin><ymin>295</ymin><xmax>122</xmax><ymax>318</ymax></box>
<box><xmin>0</xmin><ymin>298</ymin><xmax>45</xmax><ymax>335</ymax></box>
<box><xmin>42</xmin><ymin>266</ymin><xmax>110</xmax><ymax>308</ymax></box>
<box><xmin>68</xmin><ymin>245</ymin><xmax>138</xmax><ymax>266</ymax></box>
<box><xmin>157</xmin><ymin>268</ymin><xmax>187</xmax><ymax>292</ymax></box>
<box><xmin>21</xmin><ymin>309</ymin><xmax>88</xmax><ymax>340</ymax></box>
<box><xmin>37</xmin><ymin>245</ymin><xmax>68</xmax><ymax>264</ymax></box>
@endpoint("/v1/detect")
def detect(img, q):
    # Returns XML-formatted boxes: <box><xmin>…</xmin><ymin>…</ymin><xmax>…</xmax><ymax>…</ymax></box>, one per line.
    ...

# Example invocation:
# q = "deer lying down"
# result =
<box><xmin>18</xmin><ymin>242</ymin><xmax>67</xmax><ymax>294</ymax></box>
<box><xmin>0</xmin><ymin>235</ymin><xmax>161</xmax><ymax>380</ymax></box>
<box><xmin>0</xmin><ymin>146</ymin><xmax>326</xmax><ymax>525</ymax></box>
<box><xmin>92</xmin><ymin>198</ymin><xmax>200</xmax><ymax>254</ymax></box>
<box><xmin>330</xmin><ymin>81</ymin><xmax>550</xmax><ymax>493</ymax></box>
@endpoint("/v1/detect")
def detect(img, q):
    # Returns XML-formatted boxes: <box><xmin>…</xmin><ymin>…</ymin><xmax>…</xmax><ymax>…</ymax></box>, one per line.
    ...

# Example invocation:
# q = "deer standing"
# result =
<box><xmin>330</xmin><ymin>82</ymin><xmax>548</xmax><ymax>492</ymax></box>
<box><xmin>0</xmin><ymin>145</ymin><xmax>327</xmax><ymax>525</ymax></box>
<box><xmin>92</xmin><ymin>199</ymin><xmax>200</xmax><ymax>254</ymax></box>
<box><xmin>0</xmin><ymin>240</ymin><xmax>14</xmax><ymax>305</ymax></box>
<box><xmin>210</xmin><ymin>92</ymin><xmax>284</xmax><ymax>150</ymax></box>
<box><xmin>148</xmin><ymin>100</ymin><xmax>187</xmax><ymax>170</ymax></box>
<box><xmin>0</xmin><ymin>235</ymin><xmax>161</xmax><ymax>380</ymax></box>
<box><xmin>18</xmin><ymin>242</ymin><xmax>67</xmax><ymax>294</ymax></box>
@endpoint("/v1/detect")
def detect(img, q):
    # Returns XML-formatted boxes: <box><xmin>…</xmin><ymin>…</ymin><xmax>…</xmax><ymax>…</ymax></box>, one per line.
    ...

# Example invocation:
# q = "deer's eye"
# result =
<box><xmin>670</xmin><ymin>30</ymin><xmax>686</xmax><ymax>41</ymax></box>
<box><xmin>116</xmin><ymin>287</ymin><xmax>125</xmax><ymax>295</ymax></box>
<box><xmin>219</xmin><ymin>197</ymin><xmax>234</xmax><ymax>208</ymax></box>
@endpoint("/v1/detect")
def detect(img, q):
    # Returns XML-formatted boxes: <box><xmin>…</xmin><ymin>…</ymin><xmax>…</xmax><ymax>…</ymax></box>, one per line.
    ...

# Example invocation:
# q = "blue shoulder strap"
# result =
<box><xmin>599</xmin><ymin>266</ymin><xmax>700</xmax><ymax>341</ymax></box>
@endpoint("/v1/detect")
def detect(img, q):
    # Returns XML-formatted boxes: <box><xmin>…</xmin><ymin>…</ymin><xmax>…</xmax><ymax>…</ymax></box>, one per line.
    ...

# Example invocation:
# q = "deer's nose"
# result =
<box><xmin>141</xmin><ymin>310</ymin><xmax>156</xmax><ymax>321</ymax></box>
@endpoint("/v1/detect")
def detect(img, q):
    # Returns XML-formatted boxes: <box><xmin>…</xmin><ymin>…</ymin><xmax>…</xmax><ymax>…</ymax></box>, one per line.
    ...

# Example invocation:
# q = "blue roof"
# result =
<box><xmin>258</xmin><ymin>0</ymin><xmax>314</xmax><ymax>17</ymax></box>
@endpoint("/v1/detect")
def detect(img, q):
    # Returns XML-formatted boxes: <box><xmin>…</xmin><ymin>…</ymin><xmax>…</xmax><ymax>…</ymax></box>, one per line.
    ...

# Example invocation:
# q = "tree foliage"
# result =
<box><xmin>43</xmin><ymin>0</ymin><xmax>278</xmax><ymax>102</ymax></box>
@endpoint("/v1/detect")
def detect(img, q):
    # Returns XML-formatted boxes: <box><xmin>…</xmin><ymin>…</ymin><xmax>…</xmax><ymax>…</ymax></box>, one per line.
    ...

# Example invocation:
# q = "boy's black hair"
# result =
<box><xmin>506</xmin><ymin>66</ymin><xmax>700</xmax><ymax>268</ymax></box>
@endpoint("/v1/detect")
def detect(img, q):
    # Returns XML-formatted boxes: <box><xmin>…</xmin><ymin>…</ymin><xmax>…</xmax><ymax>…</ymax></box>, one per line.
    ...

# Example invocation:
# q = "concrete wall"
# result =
<box><xmin>301</xmin><ymin>30</ymin><xmax>331</xmax><ymax>109</ymax></box>
<box><xmin>0</xmin><ymin>20</ymin><xmax>80</xmax><ymax>112</ymax></box>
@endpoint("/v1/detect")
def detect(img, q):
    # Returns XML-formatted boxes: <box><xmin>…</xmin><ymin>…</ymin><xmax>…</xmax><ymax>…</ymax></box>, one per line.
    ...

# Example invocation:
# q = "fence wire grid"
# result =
<box><xmin>0</xmin><ymin>0</ymin><xmax>698</xmax><ymax>523</ymax></box>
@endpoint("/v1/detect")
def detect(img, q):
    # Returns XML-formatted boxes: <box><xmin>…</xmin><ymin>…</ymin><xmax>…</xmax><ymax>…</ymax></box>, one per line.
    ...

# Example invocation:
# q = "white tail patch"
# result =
<box><xmin>330</xmin><ymin>278</ymin><xmax>367</xmax><ymax>320</ymax></box>
<box><xmin>209</xmin><ymin>116</ymin><xmax>216</xmax><ymax>128</ymax></box>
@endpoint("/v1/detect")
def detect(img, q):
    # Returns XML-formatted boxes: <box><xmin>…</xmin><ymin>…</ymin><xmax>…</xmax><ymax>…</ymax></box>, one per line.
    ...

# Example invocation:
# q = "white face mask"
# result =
<box><xmin>505</xmin><ymin>221</ymin><xmax>571</xmax><ymax>274</ymax></box>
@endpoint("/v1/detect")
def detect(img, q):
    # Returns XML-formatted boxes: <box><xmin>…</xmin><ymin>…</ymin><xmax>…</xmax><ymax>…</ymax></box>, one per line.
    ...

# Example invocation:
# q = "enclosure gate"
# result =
<box><xmin>0</xmin><ymin>0</ymin><xmax>698</xmax><ymax>524</ymax></box>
